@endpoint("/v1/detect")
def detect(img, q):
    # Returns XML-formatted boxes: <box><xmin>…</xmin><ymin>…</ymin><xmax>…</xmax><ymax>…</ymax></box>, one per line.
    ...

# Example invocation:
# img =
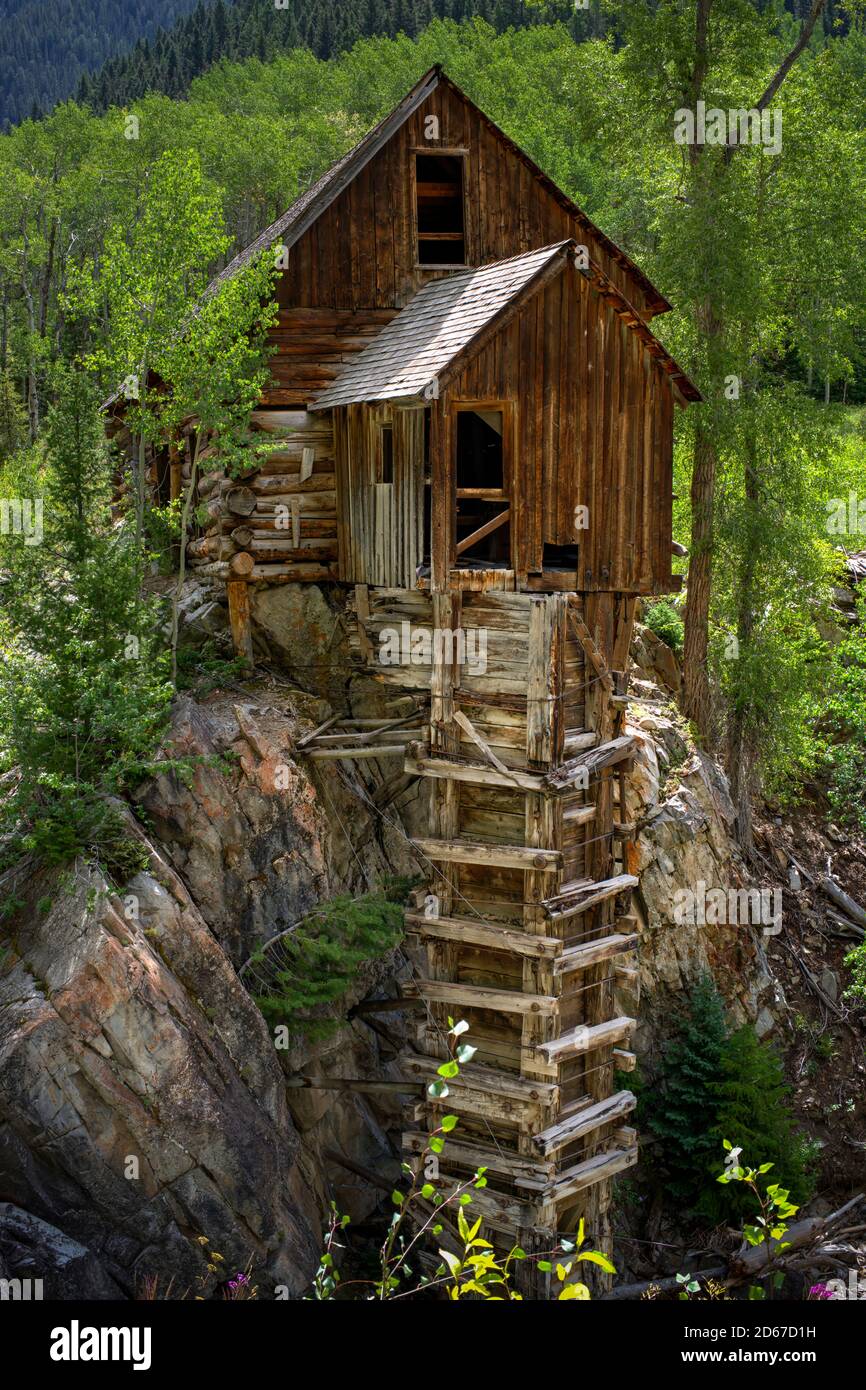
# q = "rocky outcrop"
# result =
<box><xmin>0</xmin><ymin>680</ymin><xmax>422</xmax><ymax>1299</ymax></box>
<box><xmin>138</xmin><ymin>691</ymin><xmax>421</xmax><ymax>967</ymax></box>
<box><xmin>619</xmin><ymin>643</ymin><xmax>780</xmax><ymax>1067</ymax></box>
<box><xmin>0</xmin><ymin>845</ymin><xmax>321</xmax><ymax>1299</ymax></box>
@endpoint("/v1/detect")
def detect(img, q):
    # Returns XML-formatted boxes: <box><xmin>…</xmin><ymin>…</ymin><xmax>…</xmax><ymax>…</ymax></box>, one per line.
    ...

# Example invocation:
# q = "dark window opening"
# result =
<box><xmin>542</xmin><ymin>541</ymin><xmax>580</xmax><ymax>572</ymax></box>
<box><xmin>379</xmin><ymin>423</ymin><xmax>394</xmax><ymax>484</ymax></box>
<box><xmin>455</xmin><ymin>409</ymin><xmax>510</xmax><ymax>567</ymax></box>
<box><xmin>455</xmin><ymin>409</ymin><xmax>502</xmax><ymax>491</ymax></box>
<box><xmin>416</xmin><ymin>154</ymin><xmax>465</xmax><ymax>266</ymax></box>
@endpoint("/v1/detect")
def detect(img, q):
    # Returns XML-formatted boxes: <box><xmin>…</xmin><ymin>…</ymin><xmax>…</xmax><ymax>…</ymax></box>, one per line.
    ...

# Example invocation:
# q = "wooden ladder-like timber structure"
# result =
<box><xmin>341</xmin><ymin>582</ymin><xmax>641</xmax><ymax>1297</ymax></box>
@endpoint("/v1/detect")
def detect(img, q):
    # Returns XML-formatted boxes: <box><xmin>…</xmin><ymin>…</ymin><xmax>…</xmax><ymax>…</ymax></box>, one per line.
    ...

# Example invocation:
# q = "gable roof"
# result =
<box><xmin>312</xmin><ymin>243</ymin><xmax>570</xmax><ymax>409</ymax></box>
<box><xmin>310</xmin><ymin>242</ymin><xmax>700</xmax><ymax>411</ymax></box>
<box><xmin>207</xmin><ymin>65</ymin><xmax>671</xmax><ymax>317</ymax></box>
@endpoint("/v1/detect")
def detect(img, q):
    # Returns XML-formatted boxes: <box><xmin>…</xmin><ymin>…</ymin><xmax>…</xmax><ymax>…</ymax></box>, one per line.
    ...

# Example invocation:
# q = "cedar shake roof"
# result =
<box><xmin>311</xmin><ymin>243</ymin><xmax>701</xmax><ymax>410</ymax></box>
<box><xmin>206</xmin><ymin>65</ymin><xmax>672</xmax><ymax>317</ymax></box>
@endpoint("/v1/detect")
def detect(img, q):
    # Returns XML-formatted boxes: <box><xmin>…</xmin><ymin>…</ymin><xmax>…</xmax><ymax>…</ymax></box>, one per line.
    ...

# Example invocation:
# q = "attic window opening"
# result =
<box><xmin>378</xmin><ymin>423</ymin><xmax>394</xmax><ymax>484</ymax></box>
<box><xmin>416</xmin><ymin>154</ymin><xmax>465</xmax><ymax>266</ymax></box>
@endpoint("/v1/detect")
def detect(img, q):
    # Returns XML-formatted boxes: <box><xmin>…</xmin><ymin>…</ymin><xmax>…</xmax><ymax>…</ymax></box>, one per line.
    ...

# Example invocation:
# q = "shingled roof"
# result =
<box><xmin>312</xmin><ymin>243</ymin><xmax>571</xmax><ymax>409</ymax></box>
<box><xmin>311</xmin><ymin>242</ymin><xmax>701</xmax><ymax>410</ymax></box>
<box><xmin>206</xmin><ymin>65</ymin><xmax>671</xmax><ymax>317</ymax></box>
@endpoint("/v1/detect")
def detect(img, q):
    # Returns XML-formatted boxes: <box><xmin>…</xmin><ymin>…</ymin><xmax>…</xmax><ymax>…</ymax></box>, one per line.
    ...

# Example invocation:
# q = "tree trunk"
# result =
<box><xmin>726</xmin><ymin>433</ymin><xmax>759</xmax><ymax>851</ymax></box>
<box><xmin>682</xmin><ymin>417</ymin><xmax>717</xmax><ymax>737</ymax></box>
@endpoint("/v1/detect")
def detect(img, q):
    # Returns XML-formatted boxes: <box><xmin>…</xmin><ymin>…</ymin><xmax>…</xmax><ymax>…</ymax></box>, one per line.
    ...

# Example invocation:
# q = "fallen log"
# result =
<box><xmin>819</xmin><ymin>875</ymin><xmax>866</xmax><ymax>930</ymax></box>
<box><xmin>603</xmin><ymin>1193</ymin><xmax>864</xmax><ymax>1300</ymax></box>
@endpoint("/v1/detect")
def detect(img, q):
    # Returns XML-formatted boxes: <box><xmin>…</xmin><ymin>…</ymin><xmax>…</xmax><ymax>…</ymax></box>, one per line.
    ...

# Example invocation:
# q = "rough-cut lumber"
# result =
<box><xmin>412</xmin><ymin>979</ymin><xmax>558</xmax><ymax>1016</ymax></box>
<box><xmin>402</xmin><ymin>1053</ymin><xmax>558</xmax><ymax>1106</ymax></box>
<box><xmin>554</xmin><ymin>932</ymin><xmax>638</xmax><ymax>974</ymax></box>
<box><xmin>532</xmin><ymin>1091</ymin><xmax>637</xmax><ymax>1156</ymax></box>
<box><xmin>404</xmin><ymin>751</ymin><xmax>543</xmax><ymax>792</ymax></box>
<box><xmin>404</xmin><ymin>911</ymin><xmax>561</xmax><ymax>959</ymax></box>
<box><xmin>453</xmin><ymin>708</ymin><xmax>510</xmax><ymax>775</ymax></box>
<box><xmin>403</xmin><ymin>1132</ymin><xmax>554</xmax><ymax>1187</ymax></box>
<box><xmin>543</xmin><ymin>874</ymin><xmax>639</xmax><ymax>921</ymax></box>
<box><xmin>536</xmin><ymin>1015</ymin><xmax>636</xmax><ymax>1062</ymax></box>
<box><xmin>304</xmin><ymin>744</ymin><xmax>407</xmax><ymax>759</ymax></box>
<box><xmin>411</xmin><ymin>836</ymin><xmax>562</xmax><ymax>871</ymax></box>
<box><xmin>545</xmin><ymin>734</ymin><xmax>637</xmax><ymax>790</ymax></box>
<box><xmin>227</xmin><ymin>580</ymin><xmax>253</xmax><ymax>662</ymax></box>
<box><xmin>612</xmin><ymin>1048</ymin><xmax>637</xmax><ymax>1072</ymax></box>
<box><xmin>542</xmin><ymin>1145</ymin><xmax>638</xmax><ymax>1203</ymax></box>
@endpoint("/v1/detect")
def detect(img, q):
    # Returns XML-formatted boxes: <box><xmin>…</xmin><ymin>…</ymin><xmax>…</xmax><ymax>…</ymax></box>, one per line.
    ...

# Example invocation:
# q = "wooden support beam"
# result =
<box><xmin>612</xmin><ymin>1049</ymin><xmax>637</xmax><ymax>1072</ymax></box>
<box><xmin>452</xmin><ymin>708</ymin><xmax>511</xmax><ymax>775</ymax></box>
<box><xmin>402</xmin><ymin>1053</ymin><xmax>559</xmax><ymax>1107</ymax></box>
<box><xmin>563</xmin><ymin>731</ymin><xmax>598</xmax><ymax>755</ymax></box>
<box><xmin>562</xmin><ymin>804</ymin><xmax>595</xmax><ymax>827</ymax></box>
<box><xmin>543</xmin><ymin>873</ymin><xmax>638</xmax><ymax>922</ymax></box>
<box><xmin>455</xmin><ymin>507</ymin><xmax>511</xmax><ymax>558</ymax></box>
<box><xmin>411</xmin><ymin>837</ymin><xmax>562</xmax><ymax>871</ymax></box>
<box><xmin>554</xmin><ymin>932</ymin><xmax>638</xmax><ymax>975</ymax></box>
<box><xmin>531</xmin><ymin>1091</ymin><xmax>637</xmax><ymax>1157</ymax></box>
<box><xmin>403</xmin><ymin>1132</ymin><xmax>555</xmax><ymax>1187</ymax></box>
<box><xmin>566</xmin><ymin>603</ymin><xmax>614</xmax><ymax>693</ymax></box>
<box><xmin>411</xmin><ymin>979</ymin><xmax>558</xmax><ymax>1016</ymax></box>
<box><xmin>545</xmin><ymin>734</ymin><xmax>637</xmax><ymax>791</ymax></box>
<box><xmin>540</xmin><ymin>1144</ymin><xmax>638</xmax><ymax>1203</ymax></box>
<box><xmin>226</xmin><ymin>579</ymin><xmax>253</xmax><ymax>662</ymax></box>
<box><xmin>404</xmin><ymin>911</ymin><xmax>562</xmax><ymax>960</ymax></box>
<box><xmin>536</xmin><ymin>1015</ymin><xmax>636</xmax><ymax>1062</ymax></box>
<box><xmin>305</xmin><ymin>744</ymin><xmax>407</xmax><ymax>759</ymax></box>
<box><xmin>405</xmin><ymin>752</ymin><xmax>543</xmax><ymax>792</ymax></box>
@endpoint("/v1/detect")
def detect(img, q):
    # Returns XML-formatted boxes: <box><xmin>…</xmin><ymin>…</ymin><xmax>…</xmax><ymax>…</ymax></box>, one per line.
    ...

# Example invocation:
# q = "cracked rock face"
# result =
<box><xmin>0</xmin><ymin>851</ymin><xmax>320</xmax><ymax>1299</ymax></box>
<box><xmin>621</xmin><ymin>722</ymin><xmax>771</xmax><ymax>1067</ymax></box>
<box><xmin>137</xmin><ymin>694</ymin><xmax>418</xmax><ymax>968</ymax></box>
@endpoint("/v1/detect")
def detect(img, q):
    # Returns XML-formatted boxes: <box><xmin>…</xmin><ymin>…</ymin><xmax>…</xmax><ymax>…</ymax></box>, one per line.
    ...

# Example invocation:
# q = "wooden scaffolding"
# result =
<box><xmin>344</xmin><ymin>582</ymin><xmax>641</xmax><ymax>1295</ymax></box>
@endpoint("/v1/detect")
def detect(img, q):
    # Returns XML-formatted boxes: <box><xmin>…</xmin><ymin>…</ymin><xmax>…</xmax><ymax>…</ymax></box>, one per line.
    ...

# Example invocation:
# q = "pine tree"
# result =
<box><xmin>0</xmin><ymin>366</ymin><xmax>170</xmax><ymax>871</ymax></box>
<box><xmin>642</xmin><ymin>975</ymin><xmax>729</xmax><ymax>1207</ymax></box>
<box><xmin>703</xmin><ymin>1026</ymin><xmax>816</xmax><ymax>1220</ymax></box>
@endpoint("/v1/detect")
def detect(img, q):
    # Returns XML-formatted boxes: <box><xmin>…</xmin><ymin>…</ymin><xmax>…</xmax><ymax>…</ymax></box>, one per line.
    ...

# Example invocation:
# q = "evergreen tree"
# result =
<box><xmin>703</xmin><ymin>1026</ymin><xmax>816</xmax><ymax>1220</ymax></box>
<box><xmin>0</xmin><ymin>366</ymin><xmax>171</xmax><ymax>871</ymax></box>
<box><xmin>642</xmin><ymin>975</ymin><xmax>729</xmax><ymax>1207</ymax></box>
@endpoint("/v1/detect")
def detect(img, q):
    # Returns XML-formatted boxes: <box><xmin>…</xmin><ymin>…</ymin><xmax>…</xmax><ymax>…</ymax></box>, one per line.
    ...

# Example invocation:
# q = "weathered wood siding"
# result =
<box><xmin>437</xmin><ymin>266</ymin><xmax>675</xmax><ymax>594</ymax></box>
<box><xmin>262</xmin><ymin>81</ymin><xmax>660</xmax><ymax>406</ymax></box>
<box><xmin>333</xmin><ymin>403</ymin><xmax>424</xmax><ymax>587</ymax></box>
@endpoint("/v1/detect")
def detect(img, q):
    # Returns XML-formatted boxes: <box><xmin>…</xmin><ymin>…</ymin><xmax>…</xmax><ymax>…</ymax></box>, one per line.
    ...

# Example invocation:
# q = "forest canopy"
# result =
<box><xmin>1</xmin><ymin>5</ymin><xmax>865</xmax><ymax>839</ymax></box>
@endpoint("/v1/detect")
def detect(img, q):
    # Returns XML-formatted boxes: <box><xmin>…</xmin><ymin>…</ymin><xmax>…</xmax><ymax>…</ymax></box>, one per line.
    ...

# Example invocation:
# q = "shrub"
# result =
<box><xmin>643</xmin><ymin>978</ymin><xmax>816</xmax><ymax>1219</ymax></box>
<box><xmin>702</xmin><ymin>1026</ymin><xmax>816</xmax><ymax>1221</ymax></box>
<box><xmin>253</xmin><ymin>886</ymin><xmax>410</xmax><ymax>1041</ymax></box>
<box><xmin>642</xmin><ymin>975</ymin><xmax>728</xmax><ymax>1205</ymax></box>
<box><xmin>643</xmin><ymin>600</ymin><xmax>684</xmax><ymax>655</ymax></box>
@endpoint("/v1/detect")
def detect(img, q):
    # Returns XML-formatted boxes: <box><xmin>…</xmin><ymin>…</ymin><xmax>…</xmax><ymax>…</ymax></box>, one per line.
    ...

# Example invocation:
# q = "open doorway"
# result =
<box><xmin>454</xmin><ymin>406</ymin><xmax>511</xmax><ymax>568</ymax></box>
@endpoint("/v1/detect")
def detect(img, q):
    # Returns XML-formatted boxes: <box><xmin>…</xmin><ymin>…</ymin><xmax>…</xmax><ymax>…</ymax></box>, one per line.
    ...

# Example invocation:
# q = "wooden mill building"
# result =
<box><xmin>184</xmin><ymin>66</ymin><xmax>700</xmax><ymax>1293</ymax></box>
